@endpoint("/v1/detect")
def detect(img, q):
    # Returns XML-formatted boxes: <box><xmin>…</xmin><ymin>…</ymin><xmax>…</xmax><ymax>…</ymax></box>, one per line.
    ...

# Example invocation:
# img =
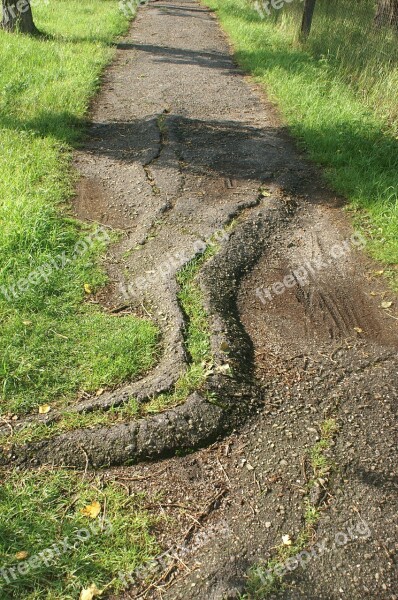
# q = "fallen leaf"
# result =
<box><xmin>84</xmin><ymin>283</ymin><xmax>92</xmax><ymax>295</ymax></box>
<box><xmin>381</xmin><ymin>301</ymin><xmax>393</xmax><ymax>309</ymax></box>
<box><xmin>96</xmin><ymin>388</ymin><xmax>104</xmax><ymax>397</ymax></box>
<box><xmin>15</xmin><ymin>551</ymin><xmax>28</xmax><ymax>560</ymax></box>
<box><xmin>220</xmin><ymin>341</ymin><xmax>230</xmax><ymax>352</ymax></box>
<box><xmin>282</xmin><ymin>534</ymin><xmax>292</xmax><ymax>546</ymax></box>
<box><xmin>80</xmin><ymin>501</ymin><xmax>101</xmax><ymax>519</ymax></box>
<box><xmin>353</xmin><ymin>327</ymin><xmax>363</xmax><ymax>334</ymax></box>
<box><xmin>38</xmin><ymin>404</ymin><xmax>51</xmax><ymax>414</ymax></box>
<box><xmin>79</xmin><ymin>584</ymin><xmax>102</xmax><ymax>600</ymax></box>
<box><xmin>215</xmin><ymin>363</ymin><xmax>230</xmax><ymax>374</ymax></box>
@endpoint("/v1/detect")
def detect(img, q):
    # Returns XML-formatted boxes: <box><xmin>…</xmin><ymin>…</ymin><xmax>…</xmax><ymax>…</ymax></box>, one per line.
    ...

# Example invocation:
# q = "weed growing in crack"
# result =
<box><xmin>244</xmin><ymin>418</ymin><xmax>339</xmax><ymax>598</ymax></box>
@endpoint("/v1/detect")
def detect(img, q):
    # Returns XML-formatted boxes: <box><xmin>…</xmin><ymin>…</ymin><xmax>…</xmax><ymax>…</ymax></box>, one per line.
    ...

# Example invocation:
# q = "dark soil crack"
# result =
<box><xmin>143</xmin><ymin>110</ymin><xmax>169</xmax><ymax>197</ymax></box>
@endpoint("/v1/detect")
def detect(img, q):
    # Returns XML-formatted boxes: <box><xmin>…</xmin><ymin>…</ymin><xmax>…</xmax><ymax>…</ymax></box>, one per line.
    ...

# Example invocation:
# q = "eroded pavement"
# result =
<box><xmin>5</xmin><ymin>0</ymin><xmax>398</xmax><ymax>598</ymax></box>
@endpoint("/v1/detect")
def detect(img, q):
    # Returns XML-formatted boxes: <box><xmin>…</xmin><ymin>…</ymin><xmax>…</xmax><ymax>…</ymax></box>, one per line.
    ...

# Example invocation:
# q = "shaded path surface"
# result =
<box><xmin>6</xmin><ymin>0</ymin><xmax>398</xmax><ymax>598</ymax></box>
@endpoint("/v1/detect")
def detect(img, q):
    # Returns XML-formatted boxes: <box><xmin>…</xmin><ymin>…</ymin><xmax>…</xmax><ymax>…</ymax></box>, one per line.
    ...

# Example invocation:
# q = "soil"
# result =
<box><xmin>4</xmin><ymin>0</ymin><xmax>398</xmax><ymax>598</ymax></box>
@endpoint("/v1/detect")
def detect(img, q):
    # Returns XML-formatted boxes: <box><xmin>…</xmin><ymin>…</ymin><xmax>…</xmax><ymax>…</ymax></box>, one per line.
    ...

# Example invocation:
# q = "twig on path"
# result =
<box><xmin>141</xmin><ymin>302</ymin><xmax>154</xmax><ymax>319</ymax></box>
<box><xmin>78</xmin><ymin>444</ymin><xmax>90</xmax><ymax>477</ymax></box>
<box><xmin>301</xmin><ymin>454</ymin><xmax>308</xmax><ymax>484</ymax></box>
<box><xmin>184</xmin><ymin>513</ymin><xmax>202</xmax><ymax>528</ymax></box>
<box><xmin>183</xmin><ymin>487</ymin><xmax>228</xmax><ymax>544</ymax></box>
<box><xmin>0</xmin><ymin>417</ymin><xmax>14</xmax><ymax>436</ymax></box>
<box><xmin>385</xmin><ymin>310</ymin><xmax>398</xmax><ymax>321</ymax></box>
<box><xmin>254</xmin><ymin>471</ymin><xmax>262</xmax><ymax>494</ymax></box>
<box><xmin>109</xmin><ymin>466</ymin><xmax>168</xmax><ymax>482</ymax></box>
<box><xmin>216</xmin><ymin>457</ymin><xmax>230</xmax><ymax>484</ymax></box>
<box><xmin>136</xmin><ymin>560</ymin><xmax>180</xmax><ymax>599</ymax></box>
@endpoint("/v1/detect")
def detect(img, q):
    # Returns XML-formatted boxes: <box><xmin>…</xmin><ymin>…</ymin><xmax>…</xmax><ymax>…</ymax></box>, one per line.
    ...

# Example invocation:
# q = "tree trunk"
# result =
<box><xmin>300</xmin><ymin>0</ymin><xmax>317</xmax><ymax>40</ymax></box>
<box><xmin>2</xmin><ymin>0</ymin><xmax>39</xmax><ymax>34</ymax></box>
<box><xmin>375</xmin><ymin>0</ymin><xmax>398</xmax><ymax>29</ymax></box>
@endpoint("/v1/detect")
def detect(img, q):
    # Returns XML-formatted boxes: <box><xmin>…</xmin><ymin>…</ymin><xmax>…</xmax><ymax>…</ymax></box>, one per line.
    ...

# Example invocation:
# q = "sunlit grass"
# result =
<box><xmin>0</xmin><ymin>1</ymin><xmax>159</xmax><ymax>416</ymax></box>
<box><xmin>0</xmin><ymin>468</ymin><xmax>161</xmax><ymax>599</ymax></box>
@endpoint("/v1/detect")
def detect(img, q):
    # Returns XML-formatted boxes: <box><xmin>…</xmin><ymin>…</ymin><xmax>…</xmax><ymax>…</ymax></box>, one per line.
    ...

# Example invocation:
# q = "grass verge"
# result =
<box><xmin>204</xmin><ymin>0</ymin><xmax>398</xmax><ymax>289</ymax></box>
<box><xmin>0</xmin><ymin>0</ymin><xmax>159</xmax><ymax>416</ymax></box>
<box><xmin>0</xmin><ymin>468</ymin><xmax>160</xmax><ymax>599</ymax></box>
<box><xmin>0</xmin><ymin>240</ymin><xmax>219</xmax><ymax>447</ymax></box>
<box><xmin>244</xmin><ymin>418</ymin><xmax>338</xmax><ymax>599</ymax></box>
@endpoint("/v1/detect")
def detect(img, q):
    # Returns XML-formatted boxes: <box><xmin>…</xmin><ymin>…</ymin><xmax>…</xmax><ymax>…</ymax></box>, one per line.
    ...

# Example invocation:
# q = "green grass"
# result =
<box><xmin>0</xmin><ymin>0</ymin><xmax>159</xmax><ymax>416</ymax></box>
<box><xmin>204</xmin><ymin>0</ymin><xmax>398</xmax><ymax>287</ymax></box>
<box><xmin>309</xmin><ymin>418</ymin><xmax>338</xmax><ymax>478</ymax></box>
<box><xmin>177</xmin><ymin>254</ymin><xmax>212</xmax><ymax>365</ymax></box>
<box><xmin>252</xmin><ymin>0</ymin><xmax>398</xmax><ymax>127</ymax></box>
<box><xmin>0</xmin><ymin>238</ymin><xmax>219</xmax><ymax>447</ymax></box>
<box><xmin>0</xmin><ymin>468</ymin><xmax>161</xmax><ymax>599</ymax></box>
<box><xmin>144</xmin><ymin>243</ymin><xmax>217</xmax><ymax>411</ymax></box>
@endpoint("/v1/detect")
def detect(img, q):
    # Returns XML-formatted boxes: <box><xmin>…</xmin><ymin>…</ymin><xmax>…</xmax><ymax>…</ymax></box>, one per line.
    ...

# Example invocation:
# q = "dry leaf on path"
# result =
<box><xmin>215</xmin><ymin>363</ymin><xmax>230</xmax><ymax>374</ymax></box>
<box><xmin>282</xmin><ymin>534</ymin><xmax>292</xmax><ymax>546</ymax></box>
<box><xmin>381</xmin><ymin>301</ymin><xmax>393</xmax><ymax>309</ymax></box>
<box><xmin>220</xmin><ymin>341</ymin><xmax>230</xmax><ymax>352</ymax></box>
